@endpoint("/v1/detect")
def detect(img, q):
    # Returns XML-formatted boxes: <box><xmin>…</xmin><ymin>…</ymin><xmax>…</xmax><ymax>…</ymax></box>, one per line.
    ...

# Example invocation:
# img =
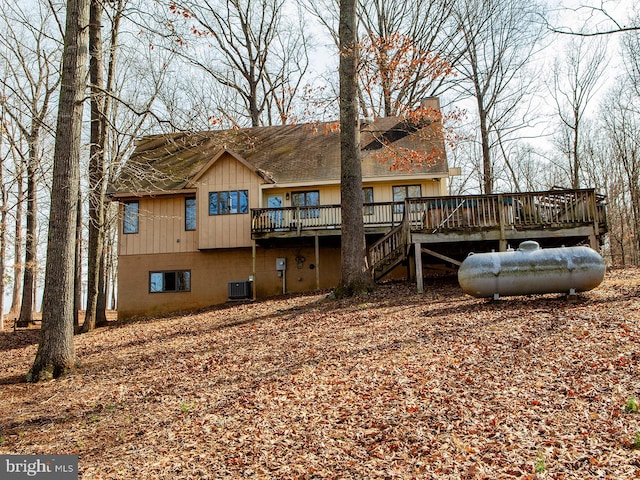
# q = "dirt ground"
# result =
<box><xmin>1</xmin><ymin>268</ymin><xmax>639</xmax><ymax>479</ymax></box>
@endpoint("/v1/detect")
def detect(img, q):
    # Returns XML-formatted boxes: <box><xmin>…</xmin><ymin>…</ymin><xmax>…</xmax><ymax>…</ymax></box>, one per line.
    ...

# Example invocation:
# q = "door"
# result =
<box><xmin>268</xmin><ymin>194</ymin><xmax>284</xmax><ymax>229</ymax></box>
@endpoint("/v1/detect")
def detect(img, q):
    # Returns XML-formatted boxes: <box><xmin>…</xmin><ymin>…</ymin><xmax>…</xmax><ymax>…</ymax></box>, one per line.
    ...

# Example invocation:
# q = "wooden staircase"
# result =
<box><xmin>368</xmin><ymin>215</ymin><xmax>410</xmax><ymax>281</ymax></box>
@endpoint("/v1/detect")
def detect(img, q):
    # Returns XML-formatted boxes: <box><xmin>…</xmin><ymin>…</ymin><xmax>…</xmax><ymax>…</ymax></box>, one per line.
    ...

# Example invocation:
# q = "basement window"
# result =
<box><xmin>149</xmin><ymin>271</ymin><xmax>191</xmax><ymax>293</ymax></box>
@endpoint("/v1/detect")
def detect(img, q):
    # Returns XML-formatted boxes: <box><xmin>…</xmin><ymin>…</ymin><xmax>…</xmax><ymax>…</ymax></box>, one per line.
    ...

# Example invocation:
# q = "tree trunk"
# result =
<box><xmin>9</xmin><ymin>163</ymin><xmax>23</xmax><ymax>315</ymax></box>
<box><xmin>96</xmin><ymin>253</ymin><xmax>108</xmax><ymax>325</ymax></box>
<box><xmin>0</xmin><ymin>107</ymin><xmax>6</xmax><ymax>331</ymax></box>
<box><xmin>28</xmin><ymin>0</ymin><xmax>89</xmax><ymax>382</ymax></box>
<box><xmin>335</xmin><ymin>0</ymin><xmax>374</xmax><ymax>297</ymax></box>
<box><xmin>82</xmin><ymin>0</ymin><xmax>106</xmax><ymax>333</ymax></box>
<box><xmin>0</xmin><ymin>196</ymin><xmax>5</xmax><ymax>332</ymax></box>
<box><xmin>18</xmin><ymin>146</ymin><xmax>38</xmax><ymax>324</ymax></box>
<box><xmin>478</xmin><ymin>103</ymin><xmax>493</xmax><ymax>195</ymax></box>
<box><xmin>74</xmin><ymin>187</ymin><xmax>83</xmax><ymax>328</ymax></box>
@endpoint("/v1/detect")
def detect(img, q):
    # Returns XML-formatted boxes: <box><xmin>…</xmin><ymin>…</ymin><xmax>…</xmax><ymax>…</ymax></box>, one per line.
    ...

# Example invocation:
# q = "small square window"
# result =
<box><xmin>149</xmin><ymin>271</ymin><xmax>191</xmax><ymax>293</ymax></box>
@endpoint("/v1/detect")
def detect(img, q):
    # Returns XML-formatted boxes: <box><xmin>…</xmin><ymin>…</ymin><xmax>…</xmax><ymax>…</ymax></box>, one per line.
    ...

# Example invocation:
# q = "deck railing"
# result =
<box><xmin>251</xmin><ymin>189</ymin><xmax>606</xmax><ymax>236</ymax></box>
<box><xmin>407</xmin><ymin>189</ymin><xmax>605</xmax><ymax>232</ymax></box>
<box><xmin>251</xmin><ymin>202</ymin><xmax>404</xmax><ymax>234</ymax></box>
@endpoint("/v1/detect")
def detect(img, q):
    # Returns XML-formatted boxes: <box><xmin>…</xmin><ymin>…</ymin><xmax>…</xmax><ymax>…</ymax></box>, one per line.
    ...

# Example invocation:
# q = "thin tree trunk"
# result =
<box><xmin>0</xmin><ymin>105</ymin><xmax>6</xmax><ymax>331</ymax></box>
<box><xmin>335</xmin><ymin>0</ymin><xmax>374</xmax><ymax>297</ymax></box>
<box><xmin>0</xmin><ymin>199</ymin><xmax>5</xmax><ymax>332</ymax></box>
<box><xmin>82</xmin><ymin>0</ymin><xmax>106</xmax><ymax>333</ymax></box>
<box><xmin>28</xmin><ymin>0</ymin><xmax>89</xmax><ymax>381</ymax></box>
<box><xmin>74</xmin><ymin>188</ymin><xmax>83</xmax><ymax>328</ymax></box>
<box><xmin>9</xmin><ymin>161</ymin><xmax>23</xmax><ymax>315</ymax></box>
<box><xmin>18</xmin><ymin>146</ymin><xmax>38</xmax><ymax>324</ymax></box>
<box><xmin>478</xmin><ymin>103</ymin><xmax>493</xmax><ymax>195</ymax></box>
<box><xmin>96</xmin><ymin>254</ymin><xmax>108</xmax><ymax>325</ymax></box>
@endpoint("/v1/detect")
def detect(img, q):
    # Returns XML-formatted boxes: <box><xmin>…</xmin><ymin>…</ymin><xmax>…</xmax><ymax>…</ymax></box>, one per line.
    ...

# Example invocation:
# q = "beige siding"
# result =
<box><xmin>196</xmin><ymin>154</ymin><xmax>262</xmax><ymax>249</ymax></box>
<box><xmin>118</xmin><ymin>196</ymin><xmax>197</xmax><ymax>256</ymax></box>
<box><xmin>261</xmin><ymin>179</ymin><xmax>442</xmax><ymax>206</ymax></box>
<box><xmin>368</xmin><ymin>179</ymin><xmax>441</xmax><ymax>202</ymax></box>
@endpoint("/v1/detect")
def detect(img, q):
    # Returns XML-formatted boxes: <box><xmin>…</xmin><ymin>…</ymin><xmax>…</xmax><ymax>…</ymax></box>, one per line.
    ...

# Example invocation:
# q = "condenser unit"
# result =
<box><xmin>228</xmin><ymin>280</ymin><xmax>252</xmax><ymax>300</ymax></box>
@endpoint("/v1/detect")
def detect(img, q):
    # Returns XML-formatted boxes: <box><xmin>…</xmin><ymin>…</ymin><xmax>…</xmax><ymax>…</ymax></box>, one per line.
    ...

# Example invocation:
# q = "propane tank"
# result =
<box><xmin>458</xmin><ymin>240</ymin><xmax>605</xmax><ymax>299</ymax></box>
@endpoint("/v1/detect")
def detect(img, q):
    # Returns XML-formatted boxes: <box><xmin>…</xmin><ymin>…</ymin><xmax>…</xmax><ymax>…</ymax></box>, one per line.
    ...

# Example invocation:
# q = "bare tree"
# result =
<box><xmin>153</xmin><ymin>0</ymin><xmax>310</xmax><ymax>127</ymax></box>
<box><xmin>549</xmin><ymin>37</ymin><xmax>608</xmax><ymax>188</ymax></box>
<box><xmin>0</xmin><ymin>94</ymin><xmax>7</xmax><ymax>331</ymax></box>
<box><xmin>545</xmin><ymin>3</ymin><xmax>639</xmax><ymax>37</ymax></box>
<box><xmin>29</xmin><ymin>0</ymin><xmax>89</xmax><ymax>381</ymax></box>
<box><xmin>9</xmin><ymin>154</ymin><xmax>24</xmax><ymax>316</ymax></box>
<box><xmin>0</xmin><ymin>1</ymin><xmax>62</xmax><ymax>325</ymax></box>
<box><xmin>599</xmin><ymin>49</ymin><xmax>640</xmax><ymax>264</ymax></box>
<box><xmin>303</xmin><ymin>0</ymin><xmax>459</xmax><ymax>117</ymax></box>
<box><xmin>357</xmin><ymin>0</ymin><xmax>457</xmax><ymax>117</ymax></box>
<box><xmin>451</xmin><ymin>0</ymin><xmax>547</xmax><ymax>194</ymax></box>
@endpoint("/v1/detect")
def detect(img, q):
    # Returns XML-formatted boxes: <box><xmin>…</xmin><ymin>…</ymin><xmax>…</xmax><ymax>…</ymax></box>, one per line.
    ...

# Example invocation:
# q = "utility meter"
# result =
<box><xmin>276</xmin><ymin>258</ymin><xmax>287</xmax><ymax>271</ymax></box>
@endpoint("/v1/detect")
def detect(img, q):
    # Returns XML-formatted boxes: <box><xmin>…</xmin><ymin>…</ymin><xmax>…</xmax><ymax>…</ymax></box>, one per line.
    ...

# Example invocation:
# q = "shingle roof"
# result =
<box><xmin>112</xmin><ymin>116</ymin><xmax>449</xmax><ymax>194</ymax></box>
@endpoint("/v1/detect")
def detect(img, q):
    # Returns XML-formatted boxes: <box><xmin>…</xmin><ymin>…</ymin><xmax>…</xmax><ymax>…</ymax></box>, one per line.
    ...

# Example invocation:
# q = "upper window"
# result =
<box><xmin>209</xmin><ymin>190</ymin><xmax>249</xmax><ymax>215</ymax></box>
<box><xmin>362</xmin><ymin>187</ymin><xmax>374</xmax><ymax>215</ymax></box>
<box><xmin>291</xmin><ymin>190</ymin><xmax>320</xmax><ymax>219</ymax></box>
<box><xmin>149</xmin><ymin>270</ymin><xmax>191</xmax><ymax>293</ymax></box>
<box><xmin>185</xmin><ymin>197</ymin><xmax>196</xmax><ymax>230</ymax></box>
<box><xmin>123</xmin><ymin>201</ymin><xmax>139</xmax><ymax>234</ymax></box>
<box><xmin>393</xmin><ymin>185</ymin><xmax>422</xmax><ymax>213</ymax></box>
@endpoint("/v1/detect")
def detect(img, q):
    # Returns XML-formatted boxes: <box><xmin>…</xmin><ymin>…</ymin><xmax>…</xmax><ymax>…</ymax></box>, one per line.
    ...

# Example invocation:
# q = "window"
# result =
<box><xmin>393</xmin><ymin>185</ymin><xmax>422</xmax><ymax>213</ymax></box>
<box><xmin>291</xmin><ymin>190</ymin><xmax>319</xmax><ymax>219</ymax></box>
<box><xmin>362</xmin><ymin>187</ymin><xmax>374</xmax><ymax>215</ymax></box>
<box><xmin>123</xmin><ymin>201</ymin><xmax>139</xmax><ymax>234</ymax></box>
<box><xmin>185</xmin><ymin>197</ymin><xmax>196</xmax><ymax>230</ymax></box>
<box><xmin>150</xmin><ymin>271</ymin><xmax>191</xmax><ymax>293</ymax></box>
<box><xmin>209</xmin><ymin>190</ymin><xmax>249</xmax><ymax>215</ymax></box>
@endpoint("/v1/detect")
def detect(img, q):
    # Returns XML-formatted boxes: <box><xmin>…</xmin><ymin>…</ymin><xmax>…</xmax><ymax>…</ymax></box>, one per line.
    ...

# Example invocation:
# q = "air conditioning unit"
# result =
<box><xmin>228</xmin><ymin>280</ymin><xmax>252</xmax><ymax>300</ymax></box>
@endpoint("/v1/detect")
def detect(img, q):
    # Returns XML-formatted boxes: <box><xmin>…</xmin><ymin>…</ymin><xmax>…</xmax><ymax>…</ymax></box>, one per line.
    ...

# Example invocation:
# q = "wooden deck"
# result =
<box><xmin>251</xmin><ymin>188</ymin><xmax>607</xmax><ymax>280</ymax></box>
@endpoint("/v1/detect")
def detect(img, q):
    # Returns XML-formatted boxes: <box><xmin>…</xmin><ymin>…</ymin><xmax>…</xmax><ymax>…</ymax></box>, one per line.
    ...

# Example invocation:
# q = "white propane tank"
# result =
<box><xmin>458</xmin><ymin>240</ymin><xmax>605</xmax><ymax>299</ymax></box>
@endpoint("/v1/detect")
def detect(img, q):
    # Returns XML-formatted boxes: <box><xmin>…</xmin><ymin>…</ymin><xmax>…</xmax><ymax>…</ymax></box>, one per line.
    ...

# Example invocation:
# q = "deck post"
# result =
<box><xmin>315</xmin><ymin>233</ymin><xmax>320</xmax><ymax>290</ymax></box>
<box><xmin>591</xmin><ymin>192</ymin><xmax>600</xmax><ymax>252</ymax></box>
<box><xmin>414</xmin><ymin>240</ymin><xmax>424</xmax><ymax>293</ymax></box>
<box><xmin>407</xmin><ymin>250</ymin><xmax>415</xmax><ymax>282</ymax></box>
<box><xmin>252</xmin><ymin>241</ymin><xmax>257</xmax><ymax>300</ymax></box>
<box><xmin>498</xmin><ymin>194</ymin><xmax>507</xmax><ymax>252</ymax></box>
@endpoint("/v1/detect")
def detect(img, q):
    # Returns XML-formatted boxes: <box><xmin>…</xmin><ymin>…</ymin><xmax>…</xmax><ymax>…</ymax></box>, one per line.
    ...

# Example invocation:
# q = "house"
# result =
<box><xmin>112</xmin><ymin>95</ymin><xmax>608</xmax><ymax>320</ymax></box>
<box><xmin>112</xmin><ymin>99</ymin><xmax>454</xmax><ymax>319</ymax></box>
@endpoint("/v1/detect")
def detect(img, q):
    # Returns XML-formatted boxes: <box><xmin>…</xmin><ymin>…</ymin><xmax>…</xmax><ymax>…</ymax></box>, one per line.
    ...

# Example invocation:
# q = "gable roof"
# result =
<box><xmin>112</xmin><ymin>116</ymin><xmax>449</xmax><ymax>195</ymax></box>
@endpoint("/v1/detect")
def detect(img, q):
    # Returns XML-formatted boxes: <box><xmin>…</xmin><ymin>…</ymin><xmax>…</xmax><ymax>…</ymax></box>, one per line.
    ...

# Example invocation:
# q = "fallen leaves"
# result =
<box><xmin>0</xmin><ymin>268</ymin><xmax>639</xmax><ymax>478</ymax></box>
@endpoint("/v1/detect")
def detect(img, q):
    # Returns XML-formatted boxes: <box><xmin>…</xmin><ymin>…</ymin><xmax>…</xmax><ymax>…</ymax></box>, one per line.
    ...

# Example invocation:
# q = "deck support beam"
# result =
<box><xmin>315</xmin><ymin>234</ymin><xmax>320</xmax><ymax>290</ymax></box>
<box><xmin>421</xmin><ymin>247</ymin><xmax>462</xmax><ymax>267</ymax></box>
<box><xmin>252</xmin><ymin>241</ymin><xmax>257</xmax><ymax>300</ymax></box>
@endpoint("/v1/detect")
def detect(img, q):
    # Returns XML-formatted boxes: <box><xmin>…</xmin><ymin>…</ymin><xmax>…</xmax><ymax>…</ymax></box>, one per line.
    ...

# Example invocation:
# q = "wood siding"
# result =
<box><xmin>260</xmin><ymin>179</ymin><xmax>442</xmax><ymax>207</ymax></box>
<box><xmin>118</xmin><ymin>196</ymin><xmax>197</xmax><ymax>256</ymax></box>
<box><xmin>195</xmin><ymin>154</ymin><xmax>262</xmax><ymax>249</ymax></box>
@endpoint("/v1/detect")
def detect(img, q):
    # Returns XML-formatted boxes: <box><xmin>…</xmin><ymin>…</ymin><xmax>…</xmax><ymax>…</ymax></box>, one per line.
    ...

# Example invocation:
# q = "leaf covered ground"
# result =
<box><xmin>1</xmin><ymin>268</ymin><xmax>639</xmax><ymax>479</ymax></box>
